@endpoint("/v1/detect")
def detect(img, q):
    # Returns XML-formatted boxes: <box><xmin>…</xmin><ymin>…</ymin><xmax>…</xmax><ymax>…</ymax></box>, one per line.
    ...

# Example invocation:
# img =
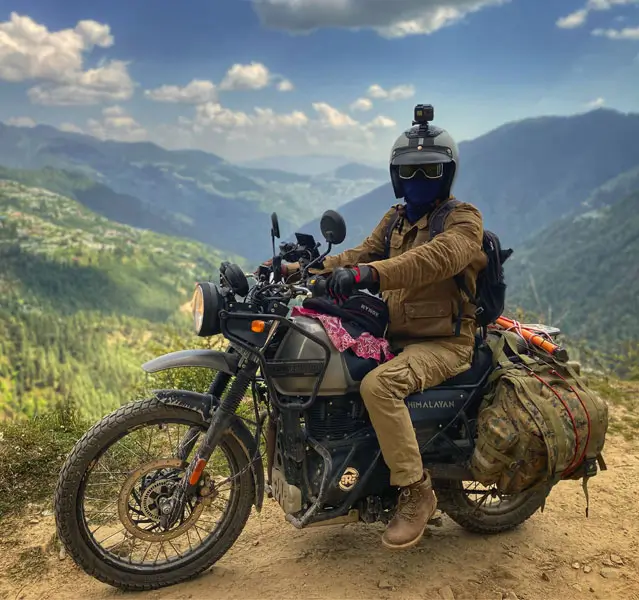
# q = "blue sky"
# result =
<box><xmin>0</xmin><ymin>0</ymin><xmax>638</xmax><ymax>163</ymax></box>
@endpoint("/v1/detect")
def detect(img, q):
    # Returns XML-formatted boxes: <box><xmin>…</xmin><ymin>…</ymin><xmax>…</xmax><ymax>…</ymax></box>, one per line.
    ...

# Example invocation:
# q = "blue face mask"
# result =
<box><xmin>403</xmin><ymin>178</ymin><xmax>444</xmax><ymax>223</ymax></box>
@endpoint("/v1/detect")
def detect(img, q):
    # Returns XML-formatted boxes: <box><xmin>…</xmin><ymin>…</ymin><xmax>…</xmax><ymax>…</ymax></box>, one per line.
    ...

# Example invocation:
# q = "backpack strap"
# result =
<box><xmin>428</xmin><ymin>198</ymin><xmax>462</xmax><ymax>239</ymax></box>
<box><xmin>383</xmin><ymin>208</ymin><xmax>402</xmax><ymax>260</ymax></box>
<box><xmin>429</xmin><ymin>199</ymin><xmax>471</xmax><ymax>337</ymax></box>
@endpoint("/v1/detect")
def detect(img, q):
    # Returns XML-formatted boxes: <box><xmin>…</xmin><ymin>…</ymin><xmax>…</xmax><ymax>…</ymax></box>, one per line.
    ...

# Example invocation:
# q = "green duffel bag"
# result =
<box><xmin>471</xmin><ymin>330</ymin><xmax>608</xmax><ymax>511</ymax></box>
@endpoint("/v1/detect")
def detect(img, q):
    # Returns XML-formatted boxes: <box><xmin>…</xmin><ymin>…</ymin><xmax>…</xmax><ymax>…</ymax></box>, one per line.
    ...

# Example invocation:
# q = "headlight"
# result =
<box><xmin>191</xmin><ymin>282</ymin><xmax>223</xmax><ymax>337</ymax></box>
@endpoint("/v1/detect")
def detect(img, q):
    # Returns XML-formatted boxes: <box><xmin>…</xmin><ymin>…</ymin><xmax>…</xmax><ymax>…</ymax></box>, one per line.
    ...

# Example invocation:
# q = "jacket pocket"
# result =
<box><xmin>404</xmin><ymin>300</ymin><xmax>454</xmax><ymax>338</ymax></box>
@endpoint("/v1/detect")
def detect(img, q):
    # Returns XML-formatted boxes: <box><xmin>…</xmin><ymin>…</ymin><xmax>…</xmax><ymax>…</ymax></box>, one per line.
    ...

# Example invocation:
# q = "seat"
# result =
<box><xmin>406</xmin><ymin>342</ymin><xmax>493</xmax><ymax>400</ymax></box>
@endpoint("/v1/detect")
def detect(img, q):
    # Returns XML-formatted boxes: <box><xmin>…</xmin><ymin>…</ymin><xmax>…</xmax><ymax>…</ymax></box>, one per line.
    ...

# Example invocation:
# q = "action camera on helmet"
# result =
<box><xmin>413</xmin><ymin>104</ymin><xmax>434</xmax><ymax>126</ymax></box>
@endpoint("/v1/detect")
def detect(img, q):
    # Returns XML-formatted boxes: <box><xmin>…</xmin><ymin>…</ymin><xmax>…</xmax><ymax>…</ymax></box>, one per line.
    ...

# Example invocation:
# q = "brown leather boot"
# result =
<box><xmin>382</xmin><ymin>471</ymin><xmax>437</xmax><ymax>550</ymax></box>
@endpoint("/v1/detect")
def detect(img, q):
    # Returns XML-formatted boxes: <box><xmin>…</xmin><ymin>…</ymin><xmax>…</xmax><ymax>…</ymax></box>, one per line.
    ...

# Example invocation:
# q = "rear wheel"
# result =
<box><xmin>54</xmin><ymin>398</ymin><xmax>254</xmax><ymax>591</ymax></box>
<box><xmin>433</xmin><ymin>479</ymin><xmax>551</xmax><ymax>534</ymax></box>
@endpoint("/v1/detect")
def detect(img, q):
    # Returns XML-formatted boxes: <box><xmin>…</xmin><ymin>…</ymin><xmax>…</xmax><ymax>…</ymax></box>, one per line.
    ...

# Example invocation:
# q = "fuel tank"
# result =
<box><xmin>271</xmin><ymin>316</ymin><xmax>376</xmax><ymax>396</ymax></box>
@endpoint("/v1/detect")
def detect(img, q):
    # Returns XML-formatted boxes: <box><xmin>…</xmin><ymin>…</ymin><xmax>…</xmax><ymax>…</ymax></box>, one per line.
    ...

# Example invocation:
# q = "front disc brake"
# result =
<box><xmin>117</xmin><ymin>458</ymin><xmax>206</xmax><ymax>542</ymax></box>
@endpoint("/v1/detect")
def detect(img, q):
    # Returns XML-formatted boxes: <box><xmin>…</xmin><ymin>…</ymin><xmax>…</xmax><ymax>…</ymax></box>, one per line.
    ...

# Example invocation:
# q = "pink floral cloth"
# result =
<box><xmin>291</xmin><ymin>306</ymin><xmax>394</xmax><ymax>363</ymax></box>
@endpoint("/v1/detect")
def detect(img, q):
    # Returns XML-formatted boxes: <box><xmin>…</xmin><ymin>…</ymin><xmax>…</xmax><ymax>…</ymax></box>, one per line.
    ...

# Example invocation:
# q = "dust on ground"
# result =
<box><xmin>1</xmin><ymin>437</ymin><xmax>638</xmax><ymax>600</ymax></box>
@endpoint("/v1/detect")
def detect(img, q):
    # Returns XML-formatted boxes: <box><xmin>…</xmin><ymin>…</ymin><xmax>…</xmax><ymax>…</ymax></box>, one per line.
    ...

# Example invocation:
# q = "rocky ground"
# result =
<box><xmin>1</xmin><ymin>429</ymin><xmax>638</xmax><ymax>600</ymax></box>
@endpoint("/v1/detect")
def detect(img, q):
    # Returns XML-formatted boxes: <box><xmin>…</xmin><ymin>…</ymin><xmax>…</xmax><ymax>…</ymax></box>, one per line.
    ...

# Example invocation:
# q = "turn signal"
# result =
<box><xmin>251</xmin><ymin>320</ymin><xmax>266</xmax><ymax>333</ymax></box>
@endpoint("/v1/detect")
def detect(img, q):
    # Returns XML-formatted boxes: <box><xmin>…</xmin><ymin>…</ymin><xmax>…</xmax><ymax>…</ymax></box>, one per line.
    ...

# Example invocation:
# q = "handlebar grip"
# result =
<box><xmin>310</xmin><ymin>276</ymin><xmax>328</xmax><ymax>298</ymax></box>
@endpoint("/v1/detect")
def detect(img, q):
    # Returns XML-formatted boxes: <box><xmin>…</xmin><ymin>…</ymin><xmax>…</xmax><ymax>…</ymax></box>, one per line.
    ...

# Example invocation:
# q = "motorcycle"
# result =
<box><xmin>55</xmin><ymin>209</ymin><xmax>556</xmax><ymax>591</ymax></box>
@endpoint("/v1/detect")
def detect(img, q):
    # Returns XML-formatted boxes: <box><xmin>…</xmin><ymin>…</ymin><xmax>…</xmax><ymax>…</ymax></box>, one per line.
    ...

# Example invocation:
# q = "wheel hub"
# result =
<box><xmin>118</xmin><ymin>458</ymin><xmax>206</xmax><ymax>542</ymax></box>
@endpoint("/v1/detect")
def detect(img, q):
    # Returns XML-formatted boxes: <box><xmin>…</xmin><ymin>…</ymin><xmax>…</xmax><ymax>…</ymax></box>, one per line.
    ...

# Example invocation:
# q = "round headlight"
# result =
<box><xmin>191</xmin><ymin>282</ymin><xmax>222</xmax><ymax>337</ymax></box>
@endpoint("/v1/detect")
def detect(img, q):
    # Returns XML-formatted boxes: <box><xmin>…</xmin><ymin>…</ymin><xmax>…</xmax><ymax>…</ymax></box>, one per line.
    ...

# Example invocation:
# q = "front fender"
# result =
<box><xmin>154</xmin><ymin>389</ymin><xmax>265</xmax><ymax>511</ymax></box>
<box><xmin>142</xmin><ymin>349</ymin><xmax>239</xmax><ymax>375</ymax></box>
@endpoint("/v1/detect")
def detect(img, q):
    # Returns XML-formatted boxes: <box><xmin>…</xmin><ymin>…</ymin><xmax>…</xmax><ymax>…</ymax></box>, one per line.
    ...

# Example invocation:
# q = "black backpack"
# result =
<box><xmin>383</xmin><ymin>199</ymin><xmax>513</xmax><ymax>335</ymax></box>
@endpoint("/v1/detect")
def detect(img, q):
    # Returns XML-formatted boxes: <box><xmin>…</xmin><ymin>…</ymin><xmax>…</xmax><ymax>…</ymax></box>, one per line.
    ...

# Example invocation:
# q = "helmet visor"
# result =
<box><xmin>398</xmin><ymin>163</ymin><xmax>443</xmax><ymax>180</ymax></box>
<box><xmin>391</xmin><ymin>145</ymin><xmax>453</xmax><ymax>166</ymax></box>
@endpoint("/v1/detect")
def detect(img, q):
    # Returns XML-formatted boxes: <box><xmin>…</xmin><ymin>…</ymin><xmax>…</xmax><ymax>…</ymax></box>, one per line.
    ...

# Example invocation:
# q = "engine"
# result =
<box><xmin>305</xmin><ymin>393</ymin><xmax>369</xmax><ymax>440</ymax></box>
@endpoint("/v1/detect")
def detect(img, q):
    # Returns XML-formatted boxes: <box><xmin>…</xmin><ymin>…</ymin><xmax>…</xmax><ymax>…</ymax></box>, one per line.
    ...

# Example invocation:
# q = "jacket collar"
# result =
<box><xmin>398</xmin><ymin>196</ymin><xmax>454</xmax><ymax>231</ymax></box>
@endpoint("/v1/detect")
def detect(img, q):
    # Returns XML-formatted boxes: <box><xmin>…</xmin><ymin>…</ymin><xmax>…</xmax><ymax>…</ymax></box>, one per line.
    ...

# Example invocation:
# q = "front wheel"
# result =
<box><xmin>432</xmin><ymin>479</ymin><xmax>551</xmax><ymax>534</ymax></box>
<box><xmin>54</xmin><ymin>398</ymin><xmax>254</xmax><ymax>591</ymax></box>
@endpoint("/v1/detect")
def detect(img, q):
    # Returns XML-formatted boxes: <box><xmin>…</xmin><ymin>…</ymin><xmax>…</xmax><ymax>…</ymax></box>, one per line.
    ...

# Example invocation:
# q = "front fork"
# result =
<box><xmin>160</xmin><ymin>360</ymin><xmax>259</xmax><ymax>528</ymax></box>
<box><xmin>176</xmin><ymin>368</ymin><xmax>233</xmax><ymax>462</ymax></box>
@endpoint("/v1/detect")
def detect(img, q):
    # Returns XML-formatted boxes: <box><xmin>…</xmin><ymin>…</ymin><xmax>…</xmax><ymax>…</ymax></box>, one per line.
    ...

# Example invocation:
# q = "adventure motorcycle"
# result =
<box><xmin>54</xmin><ymin>209</ymin><xmax>557</xmax><ymax>591</ymax></box>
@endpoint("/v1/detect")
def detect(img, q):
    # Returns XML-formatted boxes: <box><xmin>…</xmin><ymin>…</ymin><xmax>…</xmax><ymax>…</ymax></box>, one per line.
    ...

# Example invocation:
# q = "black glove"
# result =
<box><xmin>327</xmin><ymin>266</ymin><xmax>378</xmax><ymax>300</ymax></box>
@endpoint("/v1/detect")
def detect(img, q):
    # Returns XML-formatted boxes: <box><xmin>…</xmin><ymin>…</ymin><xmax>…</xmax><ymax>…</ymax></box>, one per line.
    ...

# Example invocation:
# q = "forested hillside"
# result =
<box><xmin>0</xmin><ymin>181</ymin><xmax>236</xmax><ymax>419</ymax></box>
<box><xmin>505</xmin><ymin>190</ymin><xmax>639</xmax><ymax>349</ymax></box>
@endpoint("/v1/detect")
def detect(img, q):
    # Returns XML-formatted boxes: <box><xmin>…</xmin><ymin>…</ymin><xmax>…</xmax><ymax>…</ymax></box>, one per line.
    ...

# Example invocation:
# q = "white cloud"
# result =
<box><xmin>28</xmin><ymin>60</ymin><xmax>134</xmax><ymax>105</ymax></box>
<box><xmin>367</xmin><ymin>115</ymin><xmax>397</xmax><ymax>129</ymax></box>
<box><xmin>367</xmin><ymin>83</ymin><xmax>415</xmax><ymax>101</ymax></box>
<box><xmin>220</xmin><ymin>62</ymin><xmax>271</xmax><ymax>90</ymax></box>
<box><xmin>277</xmin><ymin>78</ymin><xmax>294</xmax><ymax>91</ymax></box>
<box><xmin>145</xmin><ymin>79</ymin><xmax>217</xmax><ymax>104</ymax></box>
<box><xmin>312</xmin><ymin>102</ymin><xmax>358</xmax><ymax>128</ymax></box>
<box><xmin>192</xmin><ymin>102</ymin><xmax>254</xmax><ymax>129</ymax></box>
<box><xmin>163</xmin><ymin>98</ymin><xmax>400</xmax><ymax>161</ymax></box>
<box><xmin>252</xmin><ymin>0</ymin><xmax>509</xmax><ymax>38</ymax></box>
<box><xmin>190</xmin><ymin>102</ymin><xmax>309</xmax><ymax>134</ymax></box>
<box><xmin>74</xmin><ymin>19</ymin><xmax>114</xmax><ymax>48</ymax></box>
<box><xmin>350</xmin><ymin>97</ymin><xmax>373</xmax><ymax>111</ymax></box>
<box><xmin>557</xmin><ymin>9</ymin><xmax>588</xmax><ymax>29</ymax></box>
<box><xmin>368</xmin><ymin>84</ymin><xmax>388</xmax><ymax>99</ymax></box>
<box><xmin>0</xmin><ymin>12</ymin><xmax>134</xmax><ymax>105</ymax></box>
<box><xmin>63</xmin><ymin>105</ymin><xmax>147</xmax><ymax>142</ymax></box>
<box><xmin>557</xmin><ymin>0</ymin><xmax>639</xmax><ymax>29</ymax></box>
<box><xmin>59</xmin><ymin>122</ymin><xmax>85</xmax><ymax>134</ymax></box>
<box><xmin>592</xmin><ymin>26</ymin><xmax>639</xmax><ymax>39</ymax></box>
<box><xmin>5</xmin><ymin>116</ymin><xmax>36</xmax><ymax>127</ymax></box>
<box><xmin>585</xmin><ymin>97</ymin><xmax>606</xmax><ymax>108</ymax></box>
<box><xmin>146</xmin><ymin>63</ymin><xmax>294</xmax><ymax>105</ymax></box>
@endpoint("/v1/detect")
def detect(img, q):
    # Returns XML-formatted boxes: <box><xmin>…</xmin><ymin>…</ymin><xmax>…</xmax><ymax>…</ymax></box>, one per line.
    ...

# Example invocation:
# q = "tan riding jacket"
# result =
<box><xmin>322</xmin><ymin>199</ymin><xmax>487</xmax><ymax>348</ymax></box>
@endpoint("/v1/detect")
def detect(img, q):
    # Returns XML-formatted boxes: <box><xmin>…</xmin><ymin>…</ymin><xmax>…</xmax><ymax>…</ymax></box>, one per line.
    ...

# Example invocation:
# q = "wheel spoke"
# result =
<box><xmin>75</xmin><ymin>418</ymin><xmax>240</xmax><ymax>571</ymax></box>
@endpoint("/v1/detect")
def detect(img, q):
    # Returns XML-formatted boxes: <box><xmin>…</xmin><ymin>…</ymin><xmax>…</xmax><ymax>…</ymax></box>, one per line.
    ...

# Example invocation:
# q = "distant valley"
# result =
<box><xmin>0</xmin><ymin>123</ymin><xmax>386</xmax><ymax>262</ymax></box>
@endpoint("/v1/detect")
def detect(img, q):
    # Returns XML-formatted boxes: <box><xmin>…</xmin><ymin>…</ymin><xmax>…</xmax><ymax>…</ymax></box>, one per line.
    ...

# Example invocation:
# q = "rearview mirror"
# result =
<box><xmin>271</xmin><ymin>212</ymin><xmax>280</xmax><ymax>239</ymax></box>
<box><xmin>320</xmin><ymin>210</ymin><xmax>346</xmax><ymax>245</ymax></box>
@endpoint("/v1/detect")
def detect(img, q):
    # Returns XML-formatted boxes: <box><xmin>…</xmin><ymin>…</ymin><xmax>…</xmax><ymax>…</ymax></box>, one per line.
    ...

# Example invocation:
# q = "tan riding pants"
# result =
<box><xmin>360</xmin><ymin>340</ymin><xmax>474</xmax><ymax>488</ymax></box>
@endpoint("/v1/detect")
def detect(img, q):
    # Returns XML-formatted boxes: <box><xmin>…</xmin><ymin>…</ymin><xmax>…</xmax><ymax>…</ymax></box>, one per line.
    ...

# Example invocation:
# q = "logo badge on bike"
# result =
<box><xmin>338</xmin><ymin>467</ymin><xmax>359</xmax><ymax>491</ymax></box>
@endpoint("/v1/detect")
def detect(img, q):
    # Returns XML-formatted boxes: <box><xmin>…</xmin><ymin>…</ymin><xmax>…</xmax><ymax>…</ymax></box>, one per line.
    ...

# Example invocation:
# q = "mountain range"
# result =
<box><xmin>3</xmin><ymin>109</ymin><xmax>638</xmax><ymax>265</ymax></box>
<box><xmin>0</xmin><ymin>123</ymin><xmax>387</xmax><ymax>262</ymax></box>
<box><xmin>239</xmin><ymin>154</ymin><xmax>386</xmax><ymax>176</ymax></box>
<box><xmin>2</xmin><ymin>108</ymin><xmax>639</xmax><ymax>346</ymax></box>
<box><xmin>295</xmin><ymin>109</ymin><xmax>639</xmax><ymax>251</ymax></box>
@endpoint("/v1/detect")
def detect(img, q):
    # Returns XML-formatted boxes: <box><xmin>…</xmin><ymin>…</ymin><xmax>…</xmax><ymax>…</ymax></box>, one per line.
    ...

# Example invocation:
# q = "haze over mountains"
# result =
<box><xmin>240</xmin><ymin>154</ymin><xmax>386</xmax><ymax>177</ymax></box>
<box><xmin>0</xmin><ymin>123</ymin><xmax>386</xmax><ymax>261</ymax></box>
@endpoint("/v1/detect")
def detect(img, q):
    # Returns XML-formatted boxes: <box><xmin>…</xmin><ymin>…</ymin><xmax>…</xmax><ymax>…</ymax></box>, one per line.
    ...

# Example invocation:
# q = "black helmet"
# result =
<box><xmin>389</xmin><ymin>123</ymin><xmax>459</xmax><ymax>199</ymax></box>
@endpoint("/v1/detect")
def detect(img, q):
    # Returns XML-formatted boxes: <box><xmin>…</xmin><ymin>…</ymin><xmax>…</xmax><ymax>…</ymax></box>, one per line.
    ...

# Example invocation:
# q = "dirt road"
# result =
<box><xmin>1</xmin><ymin>432</ymin><xmax>638</xmax><ymax>600</ymax></box>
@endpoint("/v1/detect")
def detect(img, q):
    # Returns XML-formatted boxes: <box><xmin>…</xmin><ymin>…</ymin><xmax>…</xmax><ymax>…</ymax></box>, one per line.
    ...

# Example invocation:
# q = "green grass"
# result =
<box><xmin>0</xmin><ymin>408</ymin><xmax>89</xmax><ymax>519</ymax></box>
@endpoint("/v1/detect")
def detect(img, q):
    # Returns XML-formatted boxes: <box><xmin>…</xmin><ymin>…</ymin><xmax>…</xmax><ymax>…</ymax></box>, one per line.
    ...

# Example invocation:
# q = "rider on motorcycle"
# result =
<box><xmin>280</xmin><ymin>121</ymin><xmax>486</xmax><ymax>550</ymax></box>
